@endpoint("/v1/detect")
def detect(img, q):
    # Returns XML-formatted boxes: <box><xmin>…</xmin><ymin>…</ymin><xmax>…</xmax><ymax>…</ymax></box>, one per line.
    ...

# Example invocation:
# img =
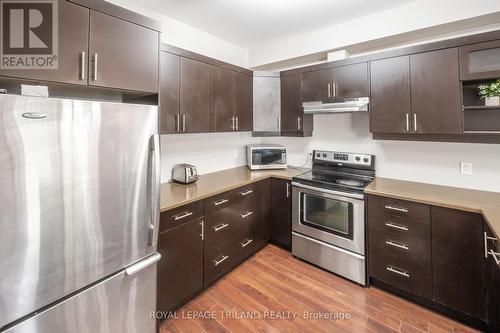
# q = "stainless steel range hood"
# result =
<box><xmin>302</xmin><ymin>97</ymin><xmax>369</xmax><ymax>114</ymax></box>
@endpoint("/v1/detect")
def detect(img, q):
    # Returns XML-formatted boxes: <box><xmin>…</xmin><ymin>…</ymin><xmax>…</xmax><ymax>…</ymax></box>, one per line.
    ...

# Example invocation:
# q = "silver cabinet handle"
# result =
<box><xmin>92</xmin><ymin>53</ymin><xmax>98</xmax><ymax>81</ymax></box>
<box><xmin>231</xmin><ymin>116</ymin><xmax>235</xmax><ymax>131</ymax></box>
<box><xmin>235</xmin><ymin>116</ymin><xmax>239</xmax><ymax>131</ymax></box>
<box><xmin>327</xmin><ymin>83</ymin><xmax>331</xmax><ymax>98</ymax></box>
<box><xmin>200</xmin><ymin>220</ymin><xmax>204</xmax><ymax>240</ymax></box>
<box><xmin>240</xmin><ymin>239</ymin><xmax>253</xmax><ymax>248</ymax></box>
<box><xmin>240</xmin><ymin>190</ymin><xmax>253</xmax><ymax>196</ymax></box>
<box><xmin>385</xmin><ymin>222</ymin><xmax>409</xmax><ymax>231</ymax></box>
<box><xmin>384</xmin><ymin>205</ymin><xmax>408</xmax><ymax>213</ymax></box>
<box><xmin>385</xmin><ymin>240</ymin><xmax>409</xmax><ymax>250</ymax></box>
<box><xmin>80</xmin><ymin>51</ymin><xmax>85</xmax><ymax>80</ymax></box>
<box><xmin>241</xmin><ymin>211</ymin><xmax>253</xmax><ymax>219</ymax></box>
<box><xmin>277</xmin><ymin>117</ymin><xmax>280</xmax><ymax>131</ymax></box>
<box><xmin>413</xmin><ymin>114</ymin><xmax>417</xmax><ymax>132</ymax></box>
<box><xmin>213</xmin><ymin>223</ymin><xmax>229</xmax><ymax>232</ymax></box>
<box><xmin>175</xmin><ymin>114</ymin><xmax>180</xmax><ymax>132</ymax></box>
<box><xmin>406</xmin><ymin>114</ymin><xmax>410</xmax><ymax>132</ymax></box>
<box><xmin>213</xmin><ymin>198</ymin><xmax>229</xmax><ymax>206</ymax></box>
<box><xmin>182</xmin><ymin>114</ymin><xmax>186</xmax><ymax>132</ymax></box>
<box><xmin>386</xmin><ymin>266</ymin><xmax>410</xmax><ymax>278</ymax></box>
<box><xmin>173</xmin><ymin>211</ymin><xmax>193</xmax><ymax>221</ymax></box>
<box><xmin>332</xmin><ymin>83</ymin><xmax>337</xmax><ymax>98</ymax></box>
<box><xmin>297</xmin><ymin>116</ymin><xmax>301</xmax><ymax>130</ymax></box>
<box><xmin>484</xmin><ymin>232</ymin><xmax>498</xmax><ymax>258</ymax></box>
<box><xmin>214</xmin><ymin>255</ymin><xmax>229</xmax><ymax>266</ymax></box>
<box><xmin>286</xmin><ymin>182</ymin><xmax>290</xmax><ymax>198</ymax></box>
<box><xmin>490</xmin><ymin>250</ymin><xmax>500</xmax><ymax>265</ymax></box>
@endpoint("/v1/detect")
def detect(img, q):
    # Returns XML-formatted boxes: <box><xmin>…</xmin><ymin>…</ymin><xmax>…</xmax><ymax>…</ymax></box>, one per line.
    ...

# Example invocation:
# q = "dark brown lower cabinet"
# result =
<box><xmin>431</xmin><ymin>207</ymin><xmax>486</xmax><ymax>320</ymax></box>
<box><xmin>255</xmin><ymin>179</ymin><xmax>271</xmax><ymax>249</ymax></box>
<box><xmin>157</xmin><ymin>216</ymin><xmax>203</xmax><ymax>312</ymax></box>
<box><xmin>485</xmin><ymin>222</ymin><xmax>500</xmax><ymax>332</ymax></box>
<box><xmin>270</xmin><ymin>178</ymin><xmax>292</xmax><ymax>249</ymax></box>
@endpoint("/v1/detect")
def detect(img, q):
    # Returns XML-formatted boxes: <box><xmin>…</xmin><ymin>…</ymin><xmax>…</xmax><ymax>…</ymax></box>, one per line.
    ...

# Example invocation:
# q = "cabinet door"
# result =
<box><xmin>370</xmin><ymin>56</ymin><xmax>411</xmax><ymax>134</ymax></box>
<box><xmin>270</xmin><ymin>178</ymin><xmax>292</xmax><ymax>249</ymax></box>
<box><xmin>301</xmin><ymin>68</ymin><xmax>333</xmax><ymax>102</ymax></box>
<box><xmin>255</xmin><ymin>179</ymin><xmax>270</xmax><ymax>249</ymax></box>
<box><xmin>159</xmin><ymin>52</ymin><xmax>180</xmax><ymax>134</ymax></box>
<box><xmin>280</xmin><ymin>74</ymin><xmax>302</xmax><ymax>134</ymax></box>
<box><xmin>210</xmin><ymin>66</ymin><xmax>236</xmax><ymax>132</ymax></box>
<box><xmin>431</xmin><ymin>207</ymin><xmax>486</xmax><ymax>320</ymax></box>
<box><xmin>180</xmin><ymin>58</ymin><xmax>210</xmax><ymax>133</ymax></box>
<box><xmin>460</xmin><ymin>39</ymin><xmax>500</xmax><ymax>81</ymax></box>
<box><xmin>157</xmin><ymin>217</ymin><xmax>203</xmax><ymax>312</ymax></box>
<box><xmin>89</xmin><ymin>10</ymin><xmax>159</xmax><ymax>92</ymax></box>
<box><xmin>234</xmin><ymin>72</ymin><xmax>253</xmax><ymax>131</ymax></box>
<box><xmin>332</xmin><ymin>62</ymin><xmax>369</xmax><ymax>98</ymax></box>
<box><xmin>410</xmin><ymin>48</ymin><xmax>462</xmax><ymax>134</ymax></box>
<box><xmin>0</xmin><ymin>0</ymin><xmax>89</xmax><ymax>85</ymax></box>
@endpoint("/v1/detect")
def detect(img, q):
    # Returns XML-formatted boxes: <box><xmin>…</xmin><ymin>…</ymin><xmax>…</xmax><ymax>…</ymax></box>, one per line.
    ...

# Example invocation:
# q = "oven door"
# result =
<box><xmin>249</xmin><ymin>148</ymin><xmax>287</xmax><ymax>169</ymax></box>
<box><xmin>292</xmin><ymin>182</ymin><xmax>365</xmax><ymax>255</ymax></box>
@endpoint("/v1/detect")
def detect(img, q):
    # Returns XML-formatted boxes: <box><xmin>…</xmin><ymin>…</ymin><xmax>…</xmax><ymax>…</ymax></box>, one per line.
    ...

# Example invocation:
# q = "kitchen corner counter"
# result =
<box><xmin>365</xmin><ymin>177</ymin><xmax>500</xmax><ymax>237</ymax></box>
<box><xmin>160</xmin><ymin>166</ymin><xmax>307</xmax><ymax>212</ymax></box>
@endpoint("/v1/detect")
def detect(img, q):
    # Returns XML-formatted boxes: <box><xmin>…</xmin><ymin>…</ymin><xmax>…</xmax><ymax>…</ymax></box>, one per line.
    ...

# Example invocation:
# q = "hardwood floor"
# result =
<box><xmin>159</xmin><ymin>244</ymin><xmax>481</xmax><ymax>333</ymax></box>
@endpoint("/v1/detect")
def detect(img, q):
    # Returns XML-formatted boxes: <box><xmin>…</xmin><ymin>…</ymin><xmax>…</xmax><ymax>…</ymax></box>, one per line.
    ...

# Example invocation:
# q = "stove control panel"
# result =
<box><xmin>313</xmin><ymin>150</ymin><xmax>373</xmax><ymax>167</ymax></box>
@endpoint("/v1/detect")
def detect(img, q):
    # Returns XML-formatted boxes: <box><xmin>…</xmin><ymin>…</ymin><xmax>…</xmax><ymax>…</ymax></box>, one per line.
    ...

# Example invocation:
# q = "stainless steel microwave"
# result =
<box><xmin>246</xmin><ymin>144</ymin><xmax>287</xmax><ymax>170</ymax></box>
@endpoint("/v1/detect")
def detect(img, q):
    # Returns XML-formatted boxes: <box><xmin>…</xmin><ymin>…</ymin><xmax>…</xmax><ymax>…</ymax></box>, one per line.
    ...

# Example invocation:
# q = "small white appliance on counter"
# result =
<box><xmin>246</xmin><ymin>144</ymin><xmax>287</xmax><ymax>170</ymax></box>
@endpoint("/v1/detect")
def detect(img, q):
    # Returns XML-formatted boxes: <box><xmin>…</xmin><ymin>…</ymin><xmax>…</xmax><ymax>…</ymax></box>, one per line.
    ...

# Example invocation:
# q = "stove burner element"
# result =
<box><xmin>335</xmin><ymin>179</ymin><xmax>364</xmax><ymax>187</ymax></box>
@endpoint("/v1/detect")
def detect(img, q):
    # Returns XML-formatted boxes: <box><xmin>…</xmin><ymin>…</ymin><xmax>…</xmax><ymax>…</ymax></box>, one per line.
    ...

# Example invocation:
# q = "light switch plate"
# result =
<box><xmin>460</xmin><ymin>162</ymin><xmax>472</xmax><ymax>175</ymax></box>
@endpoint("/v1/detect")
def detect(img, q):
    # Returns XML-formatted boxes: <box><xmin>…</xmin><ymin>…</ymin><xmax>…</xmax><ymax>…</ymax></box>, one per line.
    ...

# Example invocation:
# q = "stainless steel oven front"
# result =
<box><xmin>291</xmin><ymin>182</ymin><xmax>366</xmax><ymax>285</ymax></box>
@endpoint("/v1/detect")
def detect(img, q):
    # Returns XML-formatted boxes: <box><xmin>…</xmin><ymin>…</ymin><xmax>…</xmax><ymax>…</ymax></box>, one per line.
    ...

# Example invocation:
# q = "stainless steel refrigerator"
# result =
<box><xmin>0</xmin><ymin>94</ymin><xmax>161</xmax><ymax>332</ymax></box>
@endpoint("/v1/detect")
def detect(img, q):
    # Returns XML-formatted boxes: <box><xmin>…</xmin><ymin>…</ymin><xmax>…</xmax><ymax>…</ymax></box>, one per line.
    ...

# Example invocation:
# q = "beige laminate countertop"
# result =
<box><xmin>365</xmin><ymin>177</ymin><xmax>500</xmax><ymax>238</ymax></box>
<box><xmin>160</xmin><ymin>166</ymin><xmax>307</xmax><ymax>212</ymax></box>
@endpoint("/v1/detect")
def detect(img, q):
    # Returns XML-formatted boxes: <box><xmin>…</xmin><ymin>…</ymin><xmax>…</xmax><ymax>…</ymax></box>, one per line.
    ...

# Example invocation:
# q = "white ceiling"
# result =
<box><xmin>134</xmin><ymin>0</ymin><xmax>416</xmax><ymax>48</ymax></box>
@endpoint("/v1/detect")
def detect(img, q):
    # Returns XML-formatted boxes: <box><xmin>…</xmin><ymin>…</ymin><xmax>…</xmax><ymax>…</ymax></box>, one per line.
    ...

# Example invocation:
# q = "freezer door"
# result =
<box><xmin>4</xmin><ymin>254</ymin><xmax>160</xmax><ymax>333</ymax></box>
<box><xmin>0</xmin><ymin>95</ymin><xmax>160</xmax><ymax>328</ymax></box>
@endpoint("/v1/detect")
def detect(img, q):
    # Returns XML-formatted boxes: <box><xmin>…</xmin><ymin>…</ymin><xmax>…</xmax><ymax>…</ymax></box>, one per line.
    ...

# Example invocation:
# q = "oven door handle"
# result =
<box><xmin>291</xmin><ymin>182</ymin><xmax>365</xmax><ymax>200</ymax></box>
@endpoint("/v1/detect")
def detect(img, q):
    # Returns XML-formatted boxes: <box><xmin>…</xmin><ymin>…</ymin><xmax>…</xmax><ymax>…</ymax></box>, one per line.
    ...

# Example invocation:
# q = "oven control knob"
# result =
<box><xmin>355</xmin><ymin>156</ymin><xmax>361</xmax><ymax>161</ymax></box>
<box><xmin>322</xmin><ymin>153</ymin><xmax>327</xmax><ymax>158</ymax></box>
<box><xmin>363</xmin><ymin>157</ymin><xmax>369</xmax><ymax>163</ymax></box>
<box><xmin>316</xmin><ymin>153</ymin><xmax>321</xmax><ymax>158</ymax></box>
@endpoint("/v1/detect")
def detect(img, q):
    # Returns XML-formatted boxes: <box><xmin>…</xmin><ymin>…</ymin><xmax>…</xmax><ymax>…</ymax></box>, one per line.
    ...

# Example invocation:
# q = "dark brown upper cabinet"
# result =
<box><xmin>88</xmin><ymin>10</ymin><xmax>158</xmax><ymax>93</ymax></box>
<box><xmin>179</xmin><ymin>58</ymin><xmax>210</xmax><ymax>133</ymax></box>
<box><xmin>431</xmin><ymin>207</ymin><xmax>486</xmax><ymax>320</ymax></box>
<box><xmin>0</xmin><ymin>0</ymin><xmax>89</xmax><ymax>85</ymax></box>
<box><xmin>410</xmin><ymin>48</ymin><xmax>462</xmax><ymax>134</ymax></box>
<box><xmin>159</xmin><ymin>52</ymin><xmax>180</xmax><ymax>134</ymax></box>
<box><xmin>210</xmin><ymin>66</ymin><xmax>253</xmax><ymax>132</ymax></box>
<box><xmin>301</xmin><ymin>62</ymin><xmax>369</xmax><ymax>103</ymax></box>
<box><xmin>280</xmin><ymin>73</ymin><xmax>313</xmax><ymax>137</ymax></box>
<box><xmin>370</xmin><ymin>56</ymin><xmax>411</xmax><ymax>134</ymax></box>
<box><xmin>460</xmin><ymin>39</ymin><xmax>500</xmax><ymax>81</ymax></box>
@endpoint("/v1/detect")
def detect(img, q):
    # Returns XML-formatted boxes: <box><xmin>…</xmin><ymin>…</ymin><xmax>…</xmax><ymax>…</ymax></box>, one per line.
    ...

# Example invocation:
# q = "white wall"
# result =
<box><xmin>264</xmin><ymin>114</ymin><xmax>500</xmax><ymax>193</ymax></box>
<box><xmin>105</xmin><ymin>0</ymin><xmax>249</xmax><ymax>67</ymax></box>
<box><xmin>249</xmin><ymin>0</ymin><xmax>500</xmax><ymax>68</ymax></box>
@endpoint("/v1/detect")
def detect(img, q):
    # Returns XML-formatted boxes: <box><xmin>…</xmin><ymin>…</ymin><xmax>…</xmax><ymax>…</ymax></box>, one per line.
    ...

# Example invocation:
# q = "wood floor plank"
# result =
<box><xmin>159</xmin><ymin>244</ymin><xmax>480</xmax><ymax>333</ymax></box>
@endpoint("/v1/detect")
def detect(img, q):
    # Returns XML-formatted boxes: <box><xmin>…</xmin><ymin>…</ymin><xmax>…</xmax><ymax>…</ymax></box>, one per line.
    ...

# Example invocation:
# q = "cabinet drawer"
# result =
<box><xmin>232</xmin><ymin>199</ymin><xmax>257</xmax><ymax>237</ymax></box>
<box><xmin>368</xmin><ymin>209</ymin><xmax>430</xmax><ymax>241</ymax></box>
<box><xmin>231</xmin><ymin>183</ymin><xmax>255</xmax><ymax>203</ymax></box>
<box><xmin>204</xmin><ymin>191</ymin><xmax>233</xmax><ymax>214</ymax></box>
<box><xmin>204</xmin><ymin>246</ymin><xmax>235</xmax><ymax>287</ymax></box>
<box><xmin>369</xmin><ymin>228</ymin><xmax>432</xmax><ymax>298</ymax></box>
<box><xmin>368</xmin><ymin>195</ymin><xmax>430</xmax><ymax>222</ymax></box>
<box><xmin>204</xmin><ymin>207</ymin><xmax>235</xmax><ymax>247</ymax></box>
<box><xmin>234</xmin><ymin>230</ymin><xmax>257</xmax><ymax>263</ymax></box>
<box><xmin>160</xmin><ymin>201</ymin><xmax>203</xmax><ymax>233</ymax></box>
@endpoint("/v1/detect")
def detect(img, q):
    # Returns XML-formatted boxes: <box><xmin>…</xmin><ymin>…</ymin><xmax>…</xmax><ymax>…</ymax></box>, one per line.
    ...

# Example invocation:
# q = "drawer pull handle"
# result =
<box><xmin>386</xmin><ymin>266</ymin><xmax>410</xmax><ymax>278</ymax></box>
<box><xmin>385</xmin><ymin>240</ymin><xmax>409</xmax><ymax>250</ymax></box>
<box><xmin>214</xmin><ymin>255</ymin><xmax>229</xmax><ymax>266</ymax></box>
<box><xmin>489</xmin><ymin>250</ymin><xmax>500</xmax><ymax>265</ymax></box>
<box><xmin>241</xmin><ymin>211</ymin><xmax>253</xmax><ymax>219</ymax></box>
<box><xmin>213</xmin><ymin>223</ymin><xmax>229</xmax><ymax>232</ymax></box>
<box><xmin>384</xmin><ymin>205</ymin><xmax>408</xmax><ymax>213</ymax></box>
<box><xmin>241</xmin><ymin>239</ymin><xmax>253</xmax><ymax>248</ymax></box>
<box><xmin>385</xmin><ymin>222</ymin><xmax>409</xmax><ymax>231</ymax></box>
<box><xmin>173</xmin><ymin>211</ymin><xmax>193</xmax><ymax>221</ymax></box>
<box><xmin>240</xmin><ymin>190</ymin><xmax>253</xmax><ymax>196</ymax></box>
<box><xmin>484</xmin><ymin>232</ymin><xmax>498</xmax><ymax>258</ymax></box>
<box><xmin>213</xmin><ymin>198</ymin><xmax>229</xmax><ymax>206</ymax></box>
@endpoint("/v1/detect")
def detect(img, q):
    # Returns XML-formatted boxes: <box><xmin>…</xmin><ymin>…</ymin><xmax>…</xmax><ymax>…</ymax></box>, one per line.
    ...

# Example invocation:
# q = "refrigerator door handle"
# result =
<box><xmin>125</xmin><ymin>253</ymin><xmax>161</xmax><ymax>276</ymax></box>
<box><xmin>148</xmin><ymin>134</ymin><xmax>161</xmax><ymax>246</ymax></box>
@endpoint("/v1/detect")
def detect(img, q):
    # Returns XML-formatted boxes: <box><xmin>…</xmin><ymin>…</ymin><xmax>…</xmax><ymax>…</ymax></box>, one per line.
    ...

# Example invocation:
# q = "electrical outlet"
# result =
<box><xmin>460</xmin><ymin>162</ymin><xmax>472</xmax><ymax>175</ymax></box>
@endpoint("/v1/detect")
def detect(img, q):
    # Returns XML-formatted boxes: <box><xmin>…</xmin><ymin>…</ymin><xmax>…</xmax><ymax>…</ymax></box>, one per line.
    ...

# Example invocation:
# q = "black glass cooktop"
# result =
<box><xmin>293</xmin><ymin>170</ymin><xmax>373</xmax><ymax>193</ymax></box>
